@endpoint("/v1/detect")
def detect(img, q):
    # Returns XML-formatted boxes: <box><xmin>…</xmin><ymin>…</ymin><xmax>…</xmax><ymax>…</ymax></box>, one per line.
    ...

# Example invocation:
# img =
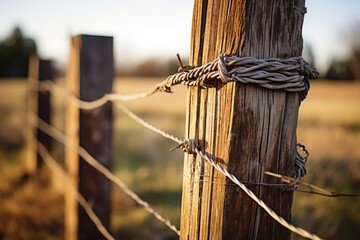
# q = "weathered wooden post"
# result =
<box><xmin>180</xmin><ymin>0</ymin><xmax>306</xmax><ymax>239</ymax></box>
<box><xmin>27</xmin><ymin>57</ymin><xmax>53</xmax><ymax>174</ymax></box>
<box><xmin>65</xmin><ymin>35</ymin><xmax>113</xmax><ymax>240</ymax></box>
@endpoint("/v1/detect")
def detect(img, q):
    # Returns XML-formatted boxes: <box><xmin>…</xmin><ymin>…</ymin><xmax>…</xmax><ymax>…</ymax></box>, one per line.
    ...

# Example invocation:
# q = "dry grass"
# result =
<box><xmin>0</xmin><ymin>78</ymin><xmax>359</xmax><ymax>239</ymax></box>
<box><xmin>293</xmin><ymin>80</ymin><xmax>360</xmax><ymax>239</ymax></box>
<box><xmin>300</xmin><ymin>81</ymin><xmax>360</xmax><ymax>126</ymax></box>
<box><xmin>114</xmin><ymin>77</ymin><xmax>188</xmax><ymax>117</ymax></box>
<box><xmin>298</xmin><ymin>81</ymin><xmax>360</xmax><ymax>163</ymax></box>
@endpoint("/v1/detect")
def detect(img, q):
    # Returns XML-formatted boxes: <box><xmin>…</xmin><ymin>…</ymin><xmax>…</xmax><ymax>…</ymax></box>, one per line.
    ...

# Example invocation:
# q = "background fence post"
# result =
<box><xmin>180</xmin><ymin>0</ymin><xmax>306</xmax><ymax>239</ymax></box>
<box><xmin>65</xmin><ymin>34</ymin><xmax>113</xmax><ymax>240</ymax></box>
<box><xmin>27</xmin><ymin>57</ymin><xmax>53</xmax><ymax>174</ymax></box>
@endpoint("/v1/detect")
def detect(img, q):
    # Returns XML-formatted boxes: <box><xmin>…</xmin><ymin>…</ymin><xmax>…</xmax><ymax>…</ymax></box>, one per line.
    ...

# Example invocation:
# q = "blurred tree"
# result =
<box><xmin>117</xmin><ymin>56</ymin><xmax>188</xmax><ymax>77</ymax></box>
<box><xmin>325</xmin><ymin>59</ymin><xmax>354</xmax><ymax>80</ymax></box>
<box><xmin>303</xmin><ymin>42</ymin><xmax>316</xmax><ymax>68</ymax></box>
<box><xmin>348</xmin><ymin>47</ymin><xmax>360</xmax><ymax>81</ymax></box>
<box><xmin>0</xmin><ymin>26</ymin><xmax>38</xmax><ymax>78</ymax></box>
<box><xmin>133</xmin><ymin>58</ymin><xmax>163</xmax><ymax>76</ymax></box>
<box><xmin>325</xmin><ymin>22</ymin><xmax>360</xmax><ymax>81</ymax></box>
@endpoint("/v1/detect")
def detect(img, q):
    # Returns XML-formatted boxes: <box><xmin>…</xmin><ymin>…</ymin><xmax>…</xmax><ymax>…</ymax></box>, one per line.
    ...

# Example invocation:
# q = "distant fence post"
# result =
<box><xmin>180</xmin><ymin>0</ymin><xmax>306</xmax><ymax>239</ymax></box>
<box><xmin>27</xmin><ymin>57</ymin><xmax>53</xmax><ymax>174</ymax></box>
<box><xmin>65</xmin><ymin>35</ymin><xmax>113</xmax><ymax>240</ymax></box>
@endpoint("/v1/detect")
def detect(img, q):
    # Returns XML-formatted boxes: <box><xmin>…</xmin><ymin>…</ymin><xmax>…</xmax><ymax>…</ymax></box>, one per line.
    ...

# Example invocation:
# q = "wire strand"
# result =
<box><xmin>192</xmin><ymin>145</ymin><xmax>323</xmax><ymax>240</ymax></box>
<box><xmin>115</xmin><ymin>100</ymin><xmax>324</xmax><ymax>238</ymax></box>
<box><xmin>116</xmin><ymin>103</ymin><xmax>183</xmax><ymax>144</ymax></box>
<box><xmin>29</xmin><ymin>113</ymin><xmax>180</xmax><ymax>236</ymax></box>
<box><xmin>26</xmin><ymin>57</ymin><xmax>324</xmax><ymax>239</ymax></box>
<box><xmin>35</xmin><ymin>141</ymin><xmax>115</xmax><ymax>240</ymax></box>
<box><xmin>32</xmin><ymin>80</ymin><xmax>162</xmax><ymax>110</ymax></box>
<box><xmin>29</xmin><ymin>88</ymin><xmax>325</xmax><ymax>239</ymax></box>
<box><xmin>265</xmin><ymin>171</ymin><xmax>360</xmax><ymax>198</ymax></box>
<box><xmin>112</xmin><ymin>104</ymin><xmax>324</xmax><ymax>239</ymax></box>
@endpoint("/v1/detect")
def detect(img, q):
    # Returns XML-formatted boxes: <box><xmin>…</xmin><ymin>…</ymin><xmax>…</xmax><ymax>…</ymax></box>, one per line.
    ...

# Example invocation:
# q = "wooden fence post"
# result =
<box><xmin>27</xmin><ymin>57</ymin><xmax>53</xmax><ymax>174</ymax></box>
<box><xmin>180</xmin><ymin>0</ymin><xmax>306</xmax><ymax>239</ymax></box>
<box><xmin>65</xmin><ymin>35</ymin><xmax>113</xmax><ymax>240</ymax></box>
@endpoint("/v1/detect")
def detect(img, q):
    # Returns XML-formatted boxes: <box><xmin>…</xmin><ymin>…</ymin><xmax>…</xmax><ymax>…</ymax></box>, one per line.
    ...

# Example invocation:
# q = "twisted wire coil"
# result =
<box><xmin>159</xmin><ymin>53</ymin><xmax>319</xmax><ymax>101</ymax></box>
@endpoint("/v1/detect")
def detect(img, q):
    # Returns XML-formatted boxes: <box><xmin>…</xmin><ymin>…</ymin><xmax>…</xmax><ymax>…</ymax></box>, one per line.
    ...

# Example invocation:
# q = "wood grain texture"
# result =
<box><xmin>180</xmin><ymin>0</ymin><xmax>306</xmax><ymax>239</ymax></box>
<box><xmin>65</xmin><ymin>35</ymin><xmax>113</xmax><ymax>240</ymax></box>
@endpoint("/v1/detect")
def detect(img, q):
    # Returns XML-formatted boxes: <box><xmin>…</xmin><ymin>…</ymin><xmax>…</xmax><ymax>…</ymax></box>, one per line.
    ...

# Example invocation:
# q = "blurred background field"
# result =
<box><xmin>0</xmin><ymin>77</ymin><xmax>359</xmax><ymax>239</ymax></box>
<box><xmin>295</xmin><ymin>81</ymin><xmax>360</xmax><ymax>239</ymax></box>
<box><xmin>1</xmin><ymin>1</ymin><xmax>360</xmax><ymax>239</ymax></box>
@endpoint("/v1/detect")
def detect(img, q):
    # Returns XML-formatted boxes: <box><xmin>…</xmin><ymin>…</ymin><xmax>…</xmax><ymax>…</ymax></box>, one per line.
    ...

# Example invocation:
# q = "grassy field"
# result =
<box><xmin>0</xmin><ymin>78</ymin><xmax>359</xmax><ymax>239</ymax></box>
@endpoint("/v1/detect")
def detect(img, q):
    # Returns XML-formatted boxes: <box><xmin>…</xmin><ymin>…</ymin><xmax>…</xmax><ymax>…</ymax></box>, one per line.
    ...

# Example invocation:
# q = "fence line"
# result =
<box><xmin>35</xmin><ymin>141</ymin><xmax>115</xmax><ymax>240</ymax></box>
<box><xmin>25</xmin><ymin>86</ymin><xmax>357</xmax><ymax>239</ymax></box>
<box><xmin>102</xmin><ymin>95</ymin><xmax>323</xmax><ymax>239</ymax></box>
<box><xmin>13</xmin><ymin>109</ymin><xmax>114</xmax><ymax>240</ymax></box>
<box><xmin>33</xmin><ymin>78</ymin><xmax>309</xmax><ymax>182</ymax></box>
<box><xmin>30</xmin><ymin>79</ymin><xmax>168</xmax><ymax>110</ymax></box>
<box><xmin>30</xmin><ymin>79</ymin><xmax>325</xmax><ymax>239</ymax></box>
<box><xmin>29</xmin><ymin>112</ymin><xmax>181</xmax><ymax>236</ymax></box>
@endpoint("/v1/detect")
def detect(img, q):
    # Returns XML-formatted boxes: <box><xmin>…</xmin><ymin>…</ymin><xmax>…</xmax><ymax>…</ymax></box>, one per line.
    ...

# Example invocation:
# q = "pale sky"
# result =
<box><xmin>1</xmin><ymin>0</ymin><xmax>360</xmax><ymax>72</ymax></box>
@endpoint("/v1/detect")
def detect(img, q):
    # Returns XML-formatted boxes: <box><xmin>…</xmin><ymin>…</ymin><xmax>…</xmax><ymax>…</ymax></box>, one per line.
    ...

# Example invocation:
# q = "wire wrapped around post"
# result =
<box><xmin>158</xmin><ymin>53</ymin><xmax>319</xmax><ymax>101</ymax></box>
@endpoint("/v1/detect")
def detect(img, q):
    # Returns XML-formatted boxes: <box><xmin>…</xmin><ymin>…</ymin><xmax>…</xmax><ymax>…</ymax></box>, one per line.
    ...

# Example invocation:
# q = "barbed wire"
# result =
<box><xmin>26</xmin><ymin>53</ymin><xmax>326</xmax><ymax>239</ymax></box>
<box><xmin>185</xmin><ymin>139</ymin><xmax>324</xmax><ymax>240</ymax></box>
<box><xmin>31</xmin><ymin>53</ymin><xmax>319</xmax><ymax>113</ymax></box>
<box><xmin>30</xmin><ymin>54</ymin><xmax>315</xmax><ymax>184</ymax></box>
<box><xmin>115</xmin><ymin>105</ymin><xmax>323</xmax><ymax>239</ymax></box>
<box><xmin>30</xmin><ymin>53</ymin><xmax>316</xmax><ymax>185</ymax></box>
<box><xmin>33</xmin><ymin>110</ymin><xmax>323</xmax><ymax>239</ymax></box>
<box><xmin>265</xmin><ymin>171</ymin><xmax>360</xmax><ymax>198</ymax></box>
<box><xmin>29</xmin><ymin>95</ymin><xmax>323</xmax><ymax>239</ymax></box>
<box><xmin>117</xmin><ymin>103</ymin><xmax>183</xmax><ymax>145</ymax></box>
<box><xmin>34</xmin><ymin>141</ymin><xmax>115</xmax><ymax>240</ymax></box>
<box><xmin>25</xmin><ymin>79</ymin><xmax>359</xmax><ymax>239</ymax></box>
<box><xmin>29</xmin><ymin>113</ymin><xmax>180</xmax><ymax>236</ymax></box>
<box><xmin>31</xmin><ymin>80</ymin><xmax>164</xmax><ymax>110</ymax></box>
